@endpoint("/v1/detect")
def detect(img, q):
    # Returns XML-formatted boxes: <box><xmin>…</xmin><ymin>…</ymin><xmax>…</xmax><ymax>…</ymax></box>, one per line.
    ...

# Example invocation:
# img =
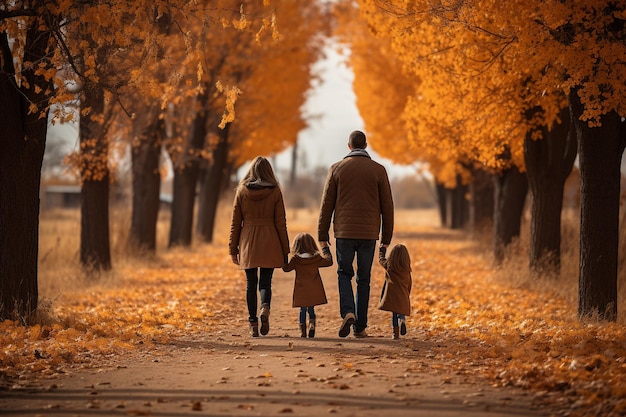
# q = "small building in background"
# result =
<box><xmin>42</xmin><ymin>184</ymin><xmax>81</xmax><ymax>210</ymax></box>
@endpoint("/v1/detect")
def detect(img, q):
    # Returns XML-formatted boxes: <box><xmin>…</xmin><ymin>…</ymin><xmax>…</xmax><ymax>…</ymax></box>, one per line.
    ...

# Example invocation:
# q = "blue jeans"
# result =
<box><xmin>245</xmin><ymin>268</ymin><xmax>273</xmax><ymax>323</ymax></box>
<box><xmin>392</xmin><ymin>312</ymin><xmax>406</xmax><ymax>327</ymax></box>
<box><xmin>335</xmin><ymin>238</ymin><xmax>376</xmax><ymax>333</ymax></box>
<box><xmin>299</xmin><ymin>306</ymin><xmax>316</xmax><ymax>324</ymax></box>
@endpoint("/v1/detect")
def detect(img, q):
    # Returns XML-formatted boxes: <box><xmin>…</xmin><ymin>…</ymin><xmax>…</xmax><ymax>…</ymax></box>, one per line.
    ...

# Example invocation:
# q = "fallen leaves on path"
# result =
<box><xmin>1</xmin><ymin>212</ymin><xmax>625</xmax><ymax>416</ymax></box>
<box><xmin>401</xmin><ymin>233</ymin><xmax>626</xmax><ymax>417</ymax></box>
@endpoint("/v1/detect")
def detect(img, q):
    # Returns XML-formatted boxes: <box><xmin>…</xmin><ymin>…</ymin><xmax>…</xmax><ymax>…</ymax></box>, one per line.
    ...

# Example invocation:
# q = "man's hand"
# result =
<box><xmin>320</xmin><ymin>241</ymin><xmax>330</xmax><ymax>248</ymax></box>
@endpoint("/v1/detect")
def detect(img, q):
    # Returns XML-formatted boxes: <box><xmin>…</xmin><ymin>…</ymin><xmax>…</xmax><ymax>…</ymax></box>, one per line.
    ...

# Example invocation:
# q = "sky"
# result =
<box><xmin>271</xmin><ymin>44</ymin><xmax>419</xmax><ymax>180</ymax></box>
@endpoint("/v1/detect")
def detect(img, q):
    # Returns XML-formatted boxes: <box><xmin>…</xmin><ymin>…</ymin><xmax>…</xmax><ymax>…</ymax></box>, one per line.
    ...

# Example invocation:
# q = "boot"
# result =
<box><xmin>300</xmin><ymin>323</ymin><xmax>307</xmax><ymax>338</ymax></box>
<box><xmin>308</xmin><ymin>319</ymin><xmax>316</xmax><ymax>338</ymax></box>
<box><xmin>399</xmin><ymin>318</ymin><xmax>407</xmax><ymax>336</ymax></box>
<box><xmin>260</xmin><ymin>304</ymin><xmax>270</xmax><ymax>335</ymax></box>
<box><xmin>392</xmin><ymin>326</ymin><xmax>399</xmax><ymax>340</ymax></box>
<box><xmin>250</xmin><ymin>322</ymin><xmax>259</xmax><ymax>338</ymax></box>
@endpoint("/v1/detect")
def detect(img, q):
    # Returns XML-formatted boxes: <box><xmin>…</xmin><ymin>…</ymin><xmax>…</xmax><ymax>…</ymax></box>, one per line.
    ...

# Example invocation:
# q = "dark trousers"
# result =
<box><xmin>335</xmin><ymin>238</ymin><xmax>376</xmax><ymax>333</ymax></box>
<box><xmin>392</xmin><ymin>312</ymin><xmax>406</xmax><ymax>327</ymax></box>
<box><xmin>245</xmin><ymin>267</ymin><xmax>273</xmax><ymax>323</ymax></box>
<box><xmin>299</xmin><ymin>306</ymin><xmax>316</xmax><ymax>324</ymax></box>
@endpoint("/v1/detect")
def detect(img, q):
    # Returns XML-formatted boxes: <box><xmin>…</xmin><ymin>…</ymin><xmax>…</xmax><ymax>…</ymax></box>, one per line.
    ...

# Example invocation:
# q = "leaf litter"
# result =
<box><xmin>0</xmin><ymin>215</ymin><xmax>624</xmax><ymax>416</ymax></box>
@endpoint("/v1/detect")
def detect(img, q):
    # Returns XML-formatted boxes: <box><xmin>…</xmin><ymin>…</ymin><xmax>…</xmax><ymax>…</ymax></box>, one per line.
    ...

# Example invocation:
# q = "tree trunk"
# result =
<box><xmin>290</xmin><ymin>140</ymin><xmax>298</xmax><ymax>187</ymax></box>
<box><xmin>469</xmin><ymin>168</ymin><xmax>494</xmax><ymax>232</ymax></box>
<box><xmin>493</xmin><ymin>166</ymin><xmax>528</xmax><ymax>265</ymax></box>
<box><xmin>0</xmin><ymin>27</ymin><xmax>52</xmax><ymax>320</ymax></box>
<box><xmin>168</xmin><ymin>92</ymin><xmax>208</xmax><ymax>247</ymax></box>
<box><xmin>197</xmin><ymin>124</ymin><xmax>230</xmax><ymax>243</ymax></box>
<box><xmin>130</xmin><ymin>115</ymin><xmax>164</xmax><ymax>252</ymax></box>
<box><xmin>524</xmin><ymin>106</ymin><xmax>577</xmax><ymax>275</ymax></box>
<box><xmin>80</xmin><ymin>82</ymin><xmax>111</xmax><ymax>271</ymax></box>
<box><xmin>435</xmin><ymin>181</ymin><xmax>447</xmax><ymax>228</ymax></box>
<box><xmin>571</xmin><ymin>91</ymin><xmax>625</xmax><ymax>321</ymax></box>
<box><xmin>447</xmin><ymin>175</ymin><xmax>468</xmax><ymax>230</ymax></box>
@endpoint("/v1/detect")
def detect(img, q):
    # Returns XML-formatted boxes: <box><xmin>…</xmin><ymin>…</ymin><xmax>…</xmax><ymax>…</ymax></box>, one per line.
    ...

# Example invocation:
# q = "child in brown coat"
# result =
<box><xmin>283</xmin><ymin>233</ymin><xmax>333</xmax><ymax>338</ymax></box>
<box><xmin>378</xmin><ymin>243</ymin><xmax>412</xmax><ymax>339</ymax></box>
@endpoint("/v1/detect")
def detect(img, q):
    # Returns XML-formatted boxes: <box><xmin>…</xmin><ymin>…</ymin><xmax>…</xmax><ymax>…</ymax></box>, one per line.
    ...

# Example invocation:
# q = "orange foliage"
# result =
<box><xmin>4</xmin><ymin>1</ymin><xmax>323</xmax><ymax>180</ymax></box>
<box><xmin>336</xmin><ymin>0</ymin><xmax>626</xmax><ymax>184</ymax></box>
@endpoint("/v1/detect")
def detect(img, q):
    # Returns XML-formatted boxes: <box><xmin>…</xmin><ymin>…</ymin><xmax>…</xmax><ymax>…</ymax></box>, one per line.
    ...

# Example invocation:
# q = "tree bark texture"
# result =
<box><xmin>524</xmin><ymin>106</ymin><xmax>577</xmax><ymax>274</ymax></box>
<box><xmin>571</xmin><ymin>90</ymin><xmax>625</xmax><ymax>321</ymax></box>
<box><xmin>435</xmin><ymin>181</ymin><xmax>447</xmax><ymax>228</ymax></box>
<box><xmin>446</xmin><ymin>176</ymin><xmax>468</xmax><ymax>230</ymax></box>
<box><xmin>289</xmin><ymin>140</ymin><xmax>298</xmax><ymax>187</ymax></box>
<box><xmin>130</xmin><ymin>115</ymin><xmax>164</xmax><ymax>252</ymax></box>
<box><xmin>80</xmin><ymin>82</ymin><xmax>111</xmax><ymax>271</ymax></box>
<box><xmin>469</xmin><ymin>168</ymin><xmax>494</xmax><ymax>232</ymax></box>
<box><xmin>0</xmin><ymin>27</ymin><xmax>52</xmax><ymax>320</ymax></box>
<box><xmin>493</xmin><ymin>166</ymin><xmax>528</xmax><ymax>265</ymax></box>
<box><xmin>168</xmin><ymin>91</ymin><xmax>209</xmax><ymax>247</ymax></box>
<box><xmin>197</xmin><ymin>124</ymin><xmax>230</xmax><ymax>243</ymax></box>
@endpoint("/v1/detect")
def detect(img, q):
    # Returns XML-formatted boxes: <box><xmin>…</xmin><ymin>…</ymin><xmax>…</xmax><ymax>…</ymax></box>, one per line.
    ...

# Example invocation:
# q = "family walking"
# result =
<box><xmin>228</xmin><ymin>130</ymin><xmax>413</xmax><ymax>339</ymax></box>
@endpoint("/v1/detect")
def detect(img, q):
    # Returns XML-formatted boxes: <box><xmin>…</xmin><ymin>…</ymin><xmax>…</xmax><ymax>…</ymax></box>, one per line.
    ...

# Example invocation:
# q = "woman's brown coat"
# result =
<box><xmin>283</xmin><ymin>249</ymin><xmax>332</xmax><ymax>307</ymax></box>
<box><xmin>228</xmin><ymin>184</ymin><xmax>289</xmax><ymax>269</ymax></box>
<box><xmin>378</xmin><ymin>257</ymin><xmax>412</xmax><ymax>316</ymax></box>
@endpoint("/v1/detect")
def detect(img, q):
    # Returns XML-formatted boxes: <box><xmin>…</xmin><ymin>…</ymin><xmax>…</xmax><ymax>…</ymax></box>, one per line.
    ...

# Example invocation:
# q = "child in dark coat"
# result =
<box><xmin>378</xmin><ymin>243</ymin><xmax>412</xmax><ymax>339</ymax></box>
<box><xmin>283</xmin><ymin>233</ymin><xmax>333</xmax><ymax>337</ymax></box>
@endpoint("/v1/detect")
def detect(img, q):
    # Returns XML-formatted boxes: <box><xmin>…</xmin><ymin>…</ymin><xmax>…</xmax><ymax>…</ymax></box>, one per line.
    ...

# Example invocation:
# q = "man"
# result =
<box><xmin>318</xmin><ymin>130</ymin><xmax>394</xmax><ymax>338</ymax></box>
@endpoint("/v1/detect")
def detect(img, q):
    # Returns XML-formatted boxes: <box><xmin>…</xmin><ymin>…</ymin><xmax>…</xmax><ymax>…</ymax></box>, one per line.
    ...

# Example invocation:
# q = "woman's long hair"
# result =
<box><xmin>291</xmin><ymin>233</ymin><xmax>319</xmax><ymax>255</ymax></box>
<box><xmin>387</xmin><ymin>244</ymin><xmax>412</xmax><ymax>272</ymax></box>
<box><xmin>238</xmin><ymin>156</ymin><xmax>279</xmax><ymax>190</ymax></box>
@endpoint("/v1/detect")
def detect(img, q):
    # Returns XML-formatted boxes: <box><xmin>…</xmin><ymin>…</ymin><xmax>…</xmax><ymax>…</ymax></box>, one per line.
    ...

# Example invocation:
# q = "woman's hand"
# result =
<box><xmin>231</xmin><ymin>254</ymin><xmax>239</xmax><ymax>265</ymax></box>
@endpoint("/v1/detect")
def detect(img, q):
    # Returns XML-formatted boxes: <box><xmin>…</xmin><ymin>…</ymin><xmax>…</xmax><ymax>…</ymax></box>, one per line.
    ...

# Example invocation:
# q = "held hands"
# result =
<box><xmin>378</xmin><ymin>245</ymin><xmax>387</xmax><ymax>260</ymax></box>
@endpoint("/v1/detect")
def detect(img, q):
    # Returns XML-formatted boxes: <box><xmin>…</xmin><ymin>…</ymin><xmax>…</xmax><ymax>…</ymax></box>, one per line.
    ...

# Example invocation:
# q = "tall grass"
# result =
<box><xmin>489</xmin><ymin>207</ymin><xmax>626</xmax><ymax>324</ymax></box>
<box><xmin>37</xmin><ymin>204</ymin><xmax>172</xmax><ymax>300</ymax></box>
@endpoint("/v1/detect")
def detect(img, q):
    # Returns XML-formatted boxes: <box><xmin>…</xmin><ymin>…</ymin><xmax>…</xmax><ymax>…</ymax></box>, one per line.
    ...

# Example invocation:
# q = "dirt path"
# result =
<box><xmin>1</xmin><ymin>259</ymin><xmax>549</xmax><ymax>417</ymax></box>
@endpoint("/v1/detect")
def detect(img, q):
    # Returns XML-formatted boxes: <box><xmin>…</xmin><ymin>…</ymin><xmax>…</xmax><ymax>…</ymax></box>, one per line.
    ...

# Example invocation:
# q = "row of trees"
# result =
<box><xmin>336</xmin><ymin>0</ymin><xmax>625</xmax><ymax>320</ymax></box>
<box><xmin>1</xmin><ymin>1</ymin><xmax>328</xmax><ymax>320</ymax></box>
<box><xmin>2</xmin><ymin>0</ymin><xmax>623</xmax><ymax>324</ymax></box>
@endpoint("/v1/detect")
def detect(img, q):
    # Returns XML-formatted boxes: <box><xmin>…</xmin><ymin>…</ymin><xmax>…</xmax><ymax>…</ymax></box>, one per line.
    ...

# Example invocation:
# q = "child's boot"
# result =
<box><xmin>299</xmin><ymin>322</ymin><xmax>307</xmax><ymax>338</ymax></box>
<box><xmin>308</xmin><ymin>319</ymin><xmax>316</xmax><ymax>338</ymax></box>
<box><xmin>392</xmin><ymin>326</ymin><xmax>400</xmax><ymax>340</ymax></box>
<box><xmin>399</xmin><ymin>318</ymin><xmax>407</xmax><ymax>336</ymax></box>
<box><xmin>250</xmin><ymin>321</ymin><xmax>259</xmax><ymax>338</ymax></box>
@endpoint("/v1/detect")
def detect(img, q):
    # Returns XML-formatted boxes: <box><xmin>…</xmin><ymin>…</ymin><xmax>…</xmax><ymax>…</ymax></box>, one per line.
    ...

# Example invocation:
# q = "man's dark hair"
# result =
<box><xmin>348</xmin><ymin>130</ymin><xmax>367</xmax><ymax>149</ymax></box>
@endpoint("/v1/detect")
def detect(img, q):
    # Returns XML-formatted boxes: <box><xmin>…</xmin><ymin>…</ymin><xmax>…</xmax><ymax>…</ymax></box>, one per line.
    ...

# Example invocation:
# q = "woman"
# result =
<box><xmin>229</xmin><ymin>156</ymin><xmax>289</xmax><ymax>337</ymax></box>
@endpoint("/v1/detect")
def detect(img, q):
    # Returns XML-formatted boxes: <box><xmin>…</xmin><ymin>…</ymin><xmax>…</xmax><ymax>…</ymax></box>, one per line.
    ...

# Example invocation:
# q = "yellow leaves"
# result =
<box><xmin>232</xmin><ymin>4</ymin><xmax>251</xmax><ymax>31</ymax></box>
<box><xmin>256</xmin><ymin>14</ymin><xmax>282</xmax><ymax>44</ymax></box>
<box><xmin>349</xmin><ymin>0</ymin><xmax>626</xmax><ymax>174</ymax></box>
<box><xmin>196</xmin><ymin>63</ymin><xmax>203</xmax><ymax>83</ymax></box>
<box><xmin>27</xmin><ymin>102</ymin><xmax>39</xmax><ymax>115</ymax></box>
<box><xmin>215</xmin><ymin>81</ymin><xmax>241</xmax><ymax>129</ymax></box>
